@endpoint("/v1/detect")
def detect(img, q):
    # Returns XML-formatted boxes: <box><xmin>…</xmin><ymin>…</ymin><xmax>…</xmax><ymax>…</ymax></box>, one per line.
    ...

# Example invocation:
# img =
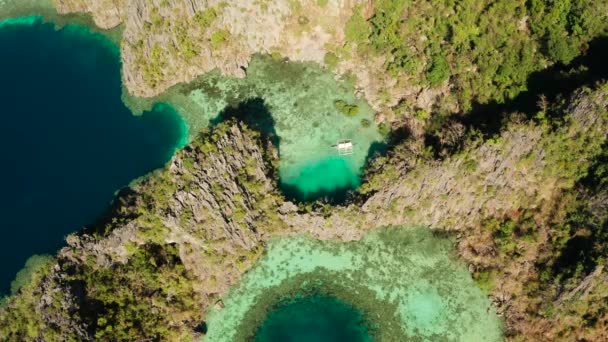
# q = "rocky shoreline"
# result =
<box><xmin>1</xmin><ymin>1</ymin><xmax>608</xmax><ymax>340</ymax></box>
<box><xmin>2</xmin><ymin>85</ymin><xmax>608</xmax><ymax>339</ymax></box>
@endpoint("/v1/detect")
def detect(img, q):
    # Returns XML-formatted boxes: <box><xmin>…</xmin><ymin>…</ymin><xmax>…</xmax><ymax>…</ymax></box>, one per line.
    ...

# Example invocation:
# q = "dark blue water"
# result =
<box><xmin>0</xmin><ymin>17</ymin><xmax>186</xmax><ymax>295</ymax></box>
<box><xmin>253</xmin><ymin>295</ymin><xmax>373</xmax><ymax>342</ymax></box>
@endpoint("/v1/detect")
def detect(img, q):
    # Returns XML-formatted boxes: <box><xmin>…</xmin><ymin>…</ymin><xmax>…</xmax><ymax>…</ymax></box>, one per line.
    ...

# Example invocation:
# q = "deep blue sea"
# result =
<box><xmin>0</xmin><ymin>17</ymin><xmax>186</xmax><ymax>295</ymax></box>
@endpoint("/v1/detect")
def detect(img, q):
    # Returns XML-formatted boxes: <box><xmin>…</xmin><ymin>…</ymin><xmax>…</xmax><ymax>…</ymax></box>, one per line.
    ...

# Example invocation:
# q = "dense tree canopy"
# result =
<box><xmin>346</xmin><ymin>0</ymin><xmax>608</xmax><ymax>111</ymax></box>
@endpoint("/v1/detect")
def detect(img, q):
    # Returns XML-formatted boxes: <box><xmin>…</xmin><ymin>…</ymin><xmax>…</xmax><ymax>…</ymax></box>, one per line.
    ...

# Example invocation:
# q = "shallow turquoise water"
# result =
<box><xmin>279</xmin><ymin>156</ymin><xmax>362</xmax><ymax>201</ymax></box>
<box><xmin>156</xmin><ymin>56</ymin><xmax>384</xmax><ymax>202</ymax></box>
<box><xmin>204</xmin><ymin>227</ymin><xmax>504</xmax><ymax>342</ymax></box>
<box><xmin>0</xmin><ymin>17</ymin><xmax>186</xmax><ymax>295</ymax></box>
<box><xmin>253</xmin><ymin>295</ymin><xmax>373</xmax><ymax>342</ymax></box>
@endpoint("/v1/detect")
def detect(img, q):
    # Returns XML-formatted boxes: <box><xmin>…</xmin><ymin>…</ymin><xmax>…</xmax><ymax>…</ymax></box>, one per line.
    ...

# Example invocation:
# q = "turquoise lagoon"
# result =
<box><xmin>134</xmin><ymin>55</ymin><xmax>385</xmax><ymax>201</ymax></box>
<box><xmin>204</xmin><ymin>227</ymin><xmax>504</xmax><ymax>342</ymax></box>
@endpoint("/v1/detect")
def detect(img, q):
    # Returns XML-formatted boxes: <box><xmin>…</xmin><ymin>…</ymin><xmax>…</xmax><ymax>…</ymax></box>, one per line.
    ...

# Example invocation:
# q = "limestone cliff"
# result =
<box><xmin>54</xmin><ymin>0</ymin><xmax>364</xmax><ymax>98</ymax></box>
<box><xmin>55</xmin><ymin>0</ymin><xmax>124</xmax><ymax>28</ymax></box>
<box><xmin>49</xmin><ymin>0</ymin><xmax>608</xmax><ymax>125</ymax></box>
<box><xmin>50</xmin><ymin>0</ymin><xmax>433</xmax><ymax>118</ymax></box>
<box><xmin>1</xmin><ymin>86</ymin><xmax>607</xmax><ymax>340</ymax></box>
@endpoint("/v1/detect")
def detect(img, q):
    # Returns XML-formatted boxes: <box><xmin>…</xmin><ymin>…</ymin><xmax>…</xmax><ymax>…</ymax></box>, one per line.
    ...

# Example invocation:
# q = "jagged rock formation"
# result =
<box><xmin>55</xmin><ymin>0</ymin><xmax>363</xmax><ymax>97</ymax></box>
<box><xmin>0</xmin><ymin>121</ymin><xmax>286</xmax><ymax>340</ymax></box>
<box><xmin>48</xmin><ymin>0</ymin><xmax>456</xmax><ymax>120</ymax></box>
<box><xmin>55</xmin><ymin>0</ymin><xmax>124</xmax><ymax>28</ymax></box>
<box><xmin>284</xmin><ymin>87</ymin><xmax>608</xmax><ymax>240</ymax></box>
<box><xmin>67</xmin><ymin>122</ymin><xmax>285</xmax><ymax>305</ymax></box>
<box><xmin>49</xmin><ymin>0</ymin><xmax>608</xmax><ymax>123</ymax></box>
<box><xmin>1</xmin><ymin>1</ymin><xmax>608</xmax><ymax>340</ymax></box>
<box><xmin>2</xmin><ymin>86</ymin><xmax>607</xmax><ymax>340</ymax></box>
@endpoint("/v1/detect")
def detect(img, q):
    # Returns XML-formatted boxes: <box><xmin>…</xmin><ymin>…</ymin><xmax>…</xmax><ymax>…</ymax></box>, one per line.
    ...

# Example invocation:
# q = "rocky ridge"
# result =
<box><xmin>2</xmin><ymin>86</ymin><xmax>607</xmax><ymax>340</ymax></box>
<box><xmin>50</xmin><ymin>0</ymin><xmax>449</xmax><ymax>121</ymax></box>
<box><xmin>55</xmin><ymin>0</ymin><xmax>124</xmax><ymax>27</ymax></box>
<box><xmin>55</xmin><ymin>0</ymin><xmax>365</xmax><ymax>97</ymax></box>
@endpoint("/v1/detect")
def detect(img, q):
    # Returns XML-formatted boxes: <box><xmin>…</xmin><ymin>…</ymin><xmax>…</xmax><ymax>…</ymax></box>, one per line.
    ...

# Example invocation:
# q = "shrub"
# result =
<box><xmin>547</xmin><ymin>33</ymin><xmax>578</xmax><ymax>65</ymax></box>
<box><xmin>426</xmin><ymin>53</ymin><xmax>449</xmax><ymax>86</ymax></box>
<box><xmin>324</xmin><ymin>52</ymin><xmax>339</xmax><ymax>69</ymax></box>
<box><xmin>70</xmin><ymin>243</ymin><xmax>203</xmax><ymax>340</ymax></box>
<box><xmin>345</xmin><ymin>8</ymin><xmax>370</xmax><ymax>45</ymax></box>
<box><xmin>378</xmin><ymin>122</ymin><xmax>391</xmax><ymax>137</ymax></box>
<box><xmin>10</xmin><ymin>255</ymin><xmax>53</xmax><ymax>295</ymax></box>
<box><xmin>210</xmin><ymin>29</ymin><xmax>230</xmax><ymax>49</ymax></box>
<box><xmin>414</xmin><ymin>109</ymin><xmax>430</xmax><ymax>120</ymax></box>
<box><xmin>194</xmin><ymin>7</ymin><xmax>218</xmax><ymax>27</ymax></box>
<box><xmin>334</xmin><ymin>100</ymin><xmax>360</xmax><ymax>117</ymax></box>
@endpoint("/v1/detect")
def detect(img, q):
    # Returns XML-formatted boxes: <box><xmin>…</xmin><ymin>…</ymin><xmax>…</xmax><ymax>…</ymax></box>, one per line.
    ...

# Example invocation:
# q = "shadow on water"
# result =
<box><xmin>280</xmin><ymin>137</ymin><xmax>392</xmax><ymax>205</ymax></box>
<box><xmin>210</xmin><ymin>98</ymin><xmax>284</xmax><ymax>194</ymax></box>
<box><xmin>208</xmin><ymin>36</ymin><xmax>608</xmax><ymax>205</ymax></box>
<box><xmin>212</xmin><ymin>98</ymin><xmax>355</xmax><ymax>204</ymax></box>
<box><xmin>211</xmin><ymin>97</ymin><xmax>281</xmax><ymax>154</ymax></box>
<box><xmin>194</xmin><ymin>321</ymin><xmax>208</xmax><ymax>335</ymax></box>
<box><xmin>460</xmin><ymin>35</ymin><xmax>608</xmax><ymax>137</ymax></box>
<box><xmin>210</xmin><ymin>97</ymin><xmax>390</xmax><ymax>205</ymax></box>
<box><xmin>280</xmin><ymin>179</ymin><xmax>355</xmax><ymax>205</ymax></box>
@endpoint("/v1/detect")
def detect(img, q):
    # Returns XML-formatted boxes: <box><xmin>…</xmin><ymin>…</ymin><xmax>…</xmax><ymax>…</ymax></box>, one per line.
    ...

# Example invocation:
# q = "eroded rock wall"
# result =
<box><xmin>2</xmin><ymin>87</ymin><xmax>607</xmax><ymax>340</ymax></box>
<box><xmin>55</xmin><ymin>0</ymin><xmax>125</xmax><ymax>28</ymax></box>
<box><xmin>55</xmin><ymin>0</ymin><xmax>362</xmax><ymax>97</ymax></box>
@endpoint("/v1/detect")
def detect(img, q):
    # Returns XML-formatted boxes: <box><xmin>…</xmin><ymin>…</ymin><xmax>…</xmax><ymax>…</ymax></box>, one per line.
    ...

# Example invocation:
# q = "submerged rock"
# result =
<box><xmin>204</xmin><ymin>227</ymin><xmax>504</xmax><ymax>342</ymax></box>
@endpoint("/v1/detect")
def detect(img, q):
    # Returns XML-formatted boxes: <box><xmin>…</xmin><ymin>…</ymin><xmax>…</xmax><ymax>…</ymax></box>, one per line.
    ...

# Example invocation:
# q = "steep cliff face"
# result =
<box><xmin>54</xmin><ymin>0</ymin><xmax>125</xmax><ymax>28</ymax></box>
<box><xmin>283</xmin><ymin>87</ymin><xmax>608</xmax><ymax>241</ymax></box>
<box><xmin>49</xmin><ymin>0</ymin><xmax>608</xmax><ymax>124</ymax></box>
<box><xmin>2</xmin><ymin>87</ymin><xmax>607</xmax><ymax>340</ymax></box>
<box><xmin>54</xmin><ymin>0</ymin><xmax>363</xmax><ymax>97</ymax></box>
<box><xmin>0</xmin><ymin>121</ymin><xmax>286</xmax><ymax>340</ymax></box>
<box><xmin>67</xmin><ymin>122</ymin><xmax>284</xmax><ymax>299</ymax></box>
<box><xmin>50</xmin><ymin>0</ymin><xmax>418</xmax><ymax>114</ymax></box>
<box><xmin>285</xmin><ymin>87</ymin><xmax>608</xmax><ymax>340</ymax></box>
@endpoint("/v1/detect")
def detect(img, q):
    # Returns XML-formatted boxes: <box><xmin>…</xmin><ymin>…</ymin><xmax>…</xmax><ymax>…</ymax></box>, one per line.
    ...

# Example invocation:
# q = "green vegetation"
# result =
<box><xmin>378</xmin><ymin>122</ymin><xmax>391</xmax><ymax>137</ymax></box>
<box><xmin>2</xmin><ymin>1</ymin><xmax>608</xmax><ymax>339</ymax></box>
<box><xmin>334</xmin><ymin>100</ymin><xmax>360</xmax><ymax>117</ymax></box>
<box><xmin>0</xmin><ymin>121</ymin><xmax>281</xmax><ymax>340</ymax></box>
<box><xmin>323</xmin><ymin>52</ymin><xmax>338</xmax><ymax>69</ymax></box>
<box><xmin>345</xmin><ymin>0</ymin><xmax>608</xmax><ymax>110</ymax></box>
<box><xmin>1</xmin><ymin>85</ymin><xmax>607</xmax><ymax>340</ymax></box>
<box><xmin>71</xmin><ymin>243</ymin><xmax>202</xmax><ymax>340</ymax></box>
<box><xmin>425</xmin><ymin>50</ymin><xmax>449</xmax><ymax>86</ymax></box>
<box><xmin>483</xmin><ymin>216</ymin><xmax>537</xmax><ymax>256</ymax></box>
<box><xmin>9</xmin><ymin>255</ymin><xmax>53</xmax><ymax>295</ymax></box>
<box><xmin>174</xmin><ymin>21</ymin><xmax>199</xmax><ymax>60</ymax></box>
<box><xmin>194</xmin><ymin>7</ymin><xmax>218</xmax><ymax>27</ymax></box>
<box><xmin>528</xmin><ymin>0</ymin><xmax>604</xmax><ymax>64</ymax></box>
<box><xmin>131</xmin><ymin>4</ymin><xmax>226</xmax><ymax>87</ymax></box>
<box><xmin>210</xmin><ymin>29</ymin><xmax>230</xmax><ymax>49</ymax></box>
<box><xmin>344</xmin><ymin>7</ymin><xmax>370</xmax><ymax>45</ymax></box>
<box><xmin>0</xmin><ymin>255</ymin><xmax>53</xmax><ymax>308</ymax></box>
<box><xmin>0</xmin><ymin>262</ymin><xmax>60</xmax><ymax>341</ymax></box>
